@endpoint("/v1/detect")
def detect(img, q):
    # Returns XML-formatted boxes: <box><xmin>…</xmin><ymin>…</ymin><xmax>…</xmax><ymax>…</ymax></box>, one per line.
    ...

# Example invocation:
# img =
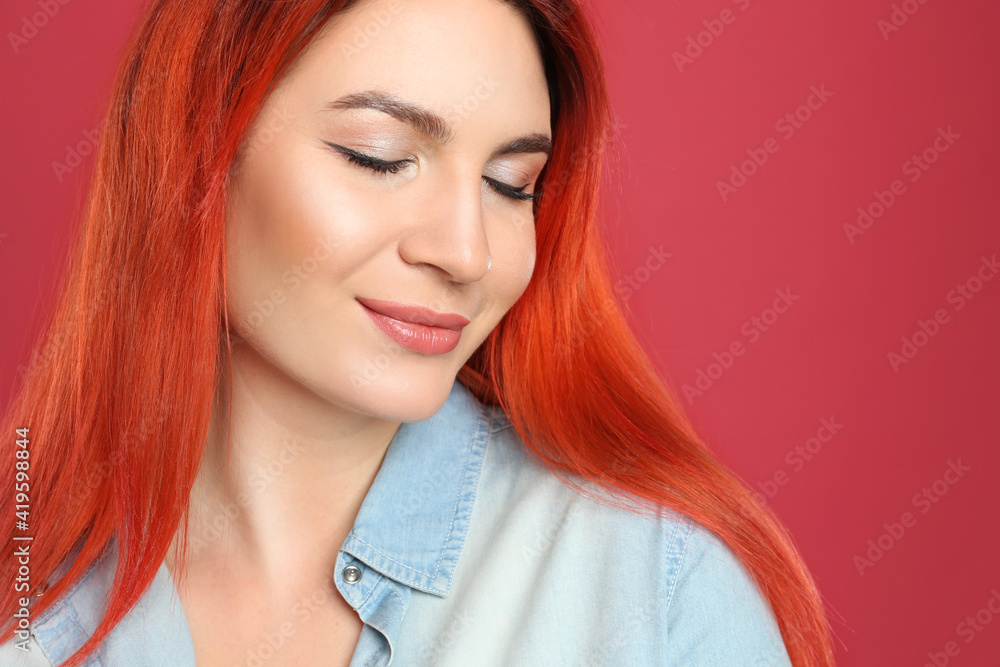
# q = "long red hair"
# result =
<box><xmin>1</xmin><ymin>0</ymin><xmax>837</xmax><ymax>664</ymax></box>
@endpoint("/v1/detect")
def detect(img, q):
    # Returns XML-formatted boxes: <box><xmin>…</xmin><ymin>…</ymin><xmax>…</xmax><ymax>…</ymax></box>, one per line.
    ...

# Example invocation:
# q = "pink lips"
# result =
<box><xmin>356</xmin><ymin>297</ymin><xmax>470</xmax><ymax>354</ymax></box>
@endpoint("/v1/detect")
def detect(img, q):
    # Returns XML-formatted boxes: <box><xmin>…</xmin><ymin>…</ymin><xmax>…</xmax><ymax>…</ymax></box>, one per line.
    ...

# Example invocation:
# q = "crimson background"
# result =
<box><xmin>1</xmin><ymin>0</ymin><xmax>998</xmax><ymax>665</ymax></box>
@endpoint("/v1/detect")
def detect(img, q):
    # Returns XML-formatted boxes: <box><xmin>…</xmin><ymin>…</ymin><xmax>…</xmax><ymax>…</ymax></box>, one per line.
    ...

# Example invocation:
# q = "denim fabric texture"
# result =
<box><xmin>0</xmin><ymin>380</ymin><xmax>792</xmax><ymax>666</ymax></box>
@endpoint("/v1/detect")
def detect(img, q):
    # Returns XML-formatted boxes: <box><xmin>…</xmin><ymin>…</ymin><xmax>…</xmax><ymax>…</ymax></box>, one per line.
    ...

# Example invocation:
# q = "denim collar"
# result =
<box><xmin>31</xmin><ymin>379</ymin><xmax>493</xmax><ymax>665</ymax></box>
<box><xmin>339</xmin><ymin>379</ymin><xmax>492</xmax><ymax>597</ymax></box>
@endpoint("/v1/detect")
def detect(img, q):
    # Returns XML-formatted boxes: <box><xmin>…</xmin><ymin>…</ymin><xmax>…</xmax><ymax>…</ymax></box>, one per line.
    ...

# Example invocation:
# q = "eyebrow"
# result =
<box><xmin>324</xmin><ymin>89</ymin><xmax>552</xmax><ymax>159</ymax></box>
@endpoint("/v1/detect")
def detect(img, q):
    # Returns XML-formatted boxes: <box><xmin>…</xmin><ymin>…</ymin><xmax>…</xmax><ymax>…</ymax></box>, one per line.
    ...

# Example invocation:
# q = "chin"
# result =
<box><xmin>338</xmin><ymin>367</ymin><xmax>461</xmax><ymax>423</ymax></box>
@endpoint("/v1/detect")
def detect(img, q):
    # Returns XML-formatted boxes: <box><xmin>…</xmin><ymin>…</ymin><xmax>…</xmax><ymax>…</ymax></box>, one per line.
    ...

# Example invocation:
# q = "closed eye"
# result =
<box><xmin>324</xmin><ymin>142</ymin><xmax>541</xmax><ymax>203</ymax></box>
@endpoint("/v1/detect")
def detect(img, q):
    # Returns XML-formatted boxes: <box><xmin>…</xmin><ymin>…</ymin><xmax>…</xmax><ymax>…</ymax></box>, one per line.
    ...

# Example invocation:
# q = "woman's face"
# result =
<box><xmin>224</xmin><ymin>0</ymin><xmax>551</xmax><ymax>422</ymax></box>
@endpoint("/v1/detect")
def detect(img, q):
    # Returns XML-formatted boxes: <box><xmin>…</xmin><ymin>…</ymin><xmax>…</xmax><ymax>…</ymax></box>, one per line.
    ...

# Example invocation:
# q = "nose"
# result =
<box><xmin>397</xmin><ymin>168</ymin><xmax>492</xmax><ymax>284</ymax></box>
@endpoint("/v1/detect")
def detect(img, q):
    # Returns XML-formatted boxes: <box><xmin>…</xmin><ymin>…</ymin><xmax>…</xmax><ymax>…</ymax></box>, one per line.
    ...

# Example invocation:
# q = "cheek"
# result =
<box><xmin>225</xmin><ymin>139</ymin><xmax>396</xmax><ymax>335</ymax></box>
<box><xmin>486</xmin><ymin>219</ymin><xmax>537</xmax><ymax>314</ymax></box>
<box><xmin>224</xmin><ymin>161</ymin><xmax>323</xmax><ymax>338</ymax></box>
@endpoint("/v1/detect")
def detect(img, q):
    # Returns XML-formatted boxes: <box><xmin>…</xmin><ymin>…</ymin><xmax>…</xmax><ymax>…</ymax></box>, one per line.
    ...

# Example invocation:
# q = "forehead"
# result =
<box><xmin>279</xmin><ymin>0</ymin><xmax>551</xmax><ymax>136</ymax></box>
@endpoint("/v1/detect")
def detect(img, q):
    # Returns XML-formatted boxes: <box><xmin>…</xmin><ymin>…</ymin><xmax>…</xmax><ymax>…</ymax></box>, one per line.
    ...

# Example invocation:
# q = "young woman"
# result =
<box><xmin>0</xmin><ymin>0</ymin><xmax>837</xmax><ymax>664</ymax></box>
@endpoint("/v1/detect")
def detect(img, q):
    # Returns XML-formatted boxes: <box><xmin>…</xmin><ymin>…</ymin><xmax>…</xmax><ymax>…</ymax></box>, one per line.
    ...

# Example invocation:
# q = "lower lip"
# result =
<box><xmin>359</xmin><ymin>302</ymin><xmax>463</xmax><ymax>354</ymax></box>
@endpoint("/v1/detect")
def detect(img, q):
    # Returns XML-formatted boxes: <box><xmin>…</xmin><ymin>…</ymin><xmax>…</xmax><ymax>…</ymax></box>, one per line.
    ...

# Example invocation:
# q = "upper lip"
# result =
<box><xmin>356</xmin><ymin>297</ymin><xmax>471</xmax><ymax>330</ymax></box>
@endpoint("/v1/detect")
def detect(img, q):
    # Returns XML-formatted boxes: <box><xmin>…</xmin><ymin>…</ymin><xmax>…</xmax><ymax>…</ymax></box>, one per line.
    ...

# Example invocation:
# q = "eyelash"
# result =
<box><xmin>326</xmin><ymin>143</ymin><xmax>541</xmax><ymax>203</ymax></box>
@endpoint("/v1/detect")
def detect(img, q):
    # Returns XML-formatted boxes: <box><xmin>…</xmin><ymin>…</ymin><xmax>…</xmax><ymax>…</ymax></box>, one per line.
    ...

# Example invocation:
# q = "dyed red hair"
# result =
<box><xmin>1</xmin><ymin>0</ymin><xmax>837</xmax><ymax>664</ymax></box>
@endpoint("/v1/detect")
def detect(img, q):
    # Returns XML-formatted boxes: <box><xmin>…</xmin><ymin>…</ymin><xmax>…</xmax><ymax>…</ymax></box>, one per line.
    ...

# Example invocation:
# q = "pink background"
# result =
<box><xmin>2</xmin><ymin>0</ymin><xmax>998</xmax><ymax>664</ymax></box>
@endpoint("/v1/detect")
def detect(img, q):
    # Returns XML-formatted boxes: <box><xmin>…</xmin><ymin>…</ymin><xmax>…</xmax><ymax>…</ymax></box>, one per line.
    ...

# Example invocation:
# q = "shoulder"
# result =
<box><xmin>479</xmin><ymin>406</ymin><xmax>791</xmax><ymax>665</ymax></box>
<box><xmin>0</xmin><ymin>540</ymin><xmax>195</xmax><ymax>667</ymax></box>
<box><xmin>0</xmin><ymin>541</ymin><xmax>102</xmax><ymax>667</ymax></box>
<box><xmin>0</xmin><ymin>635</ymin><xmax>54</xmax><ymax>667</ymax></box>
<box><xmin>666</xmin><ymin>520</ymin><xmax>793</xmax><ymax>665</ymax></box>
<box><xmin>0</xmin><ymin>544</ymin><xmax>114</xmax><ymax>667</ymax></box>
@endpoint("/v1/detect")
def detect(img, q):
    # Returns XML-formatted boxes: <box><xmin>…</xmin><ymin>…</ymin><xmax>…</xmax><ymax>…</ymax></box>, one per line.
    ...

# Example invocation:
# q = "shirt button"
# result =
<box><xmin>342</xmin><ymin>565</ymin><xmax>362</xmax><ymax>584</ymax></box>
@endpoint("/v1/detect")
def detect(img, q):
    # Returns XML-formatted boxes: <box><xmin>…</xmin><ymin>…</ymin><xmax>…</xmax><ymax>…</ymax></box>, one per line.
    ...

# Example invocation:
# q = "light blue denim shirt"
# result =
<box><xmin>2</xmin><ymin>380</ymin><xmax>792</xmax><ymax>666</ymax></box>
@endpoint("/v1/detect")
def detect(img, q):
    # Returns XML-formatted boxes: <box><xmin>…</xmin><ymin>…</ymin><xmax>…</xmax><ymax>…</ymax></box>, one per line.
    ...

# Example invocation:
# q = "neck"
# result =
<box><xmin>167</xmin><ymin>338</ymin><xmax>400</xmax><ymax>589</ymax></box>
